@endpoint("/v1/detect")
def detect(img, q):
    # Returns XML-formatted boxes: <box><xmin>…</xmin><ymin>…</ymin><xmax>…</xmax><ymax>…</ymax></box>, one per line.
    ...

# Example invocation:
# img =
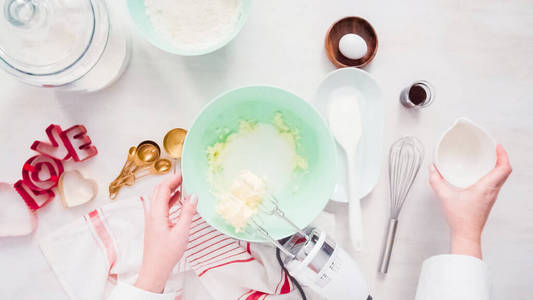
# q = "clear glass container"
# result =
<box><xmin>0</xmin><ymin>0</ymin><xmax>130</xmax><ymax>92</ymax></box>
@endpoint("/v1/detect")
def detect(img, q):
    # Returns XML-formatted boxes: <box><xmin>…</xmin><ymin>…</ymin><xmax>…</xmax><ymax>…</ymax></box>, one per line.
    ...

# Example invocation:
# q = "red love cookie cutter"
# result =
<box><xmin>21</xmin><ymin>155</ymin><xmax>63</xmax><ymax>192</ymax></box>
<box><xmin>16</xmin><ymin>124</ymin><xmax>97</xmax><ymax>211</ymax></box>
<box><xmin>30</xmin><ymin>124</ymin><xmax>70</xmax><ymax>161</ymax></box>
<box><xmin>31</xmin><ymin>124</ymin><xmax>98</xmax><ymax>162</ymax></box>
<box><xmin>14</xmin><ymin>180</ymin><xmax>55</xmax><ymax>210</ymax></box>
<box><xmin>61</xmin><ymin>125</ymin><xmax>98</xmax><ymax>162</ymax></box>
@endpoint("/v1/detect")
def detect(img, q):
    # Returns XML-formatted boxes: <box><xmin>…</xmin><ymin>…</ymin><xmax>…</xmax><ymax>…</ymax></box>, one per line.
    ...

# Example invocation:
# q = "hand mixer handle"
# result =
<box><xmin>379</xmin><ymin>218</ymin><xmax>398</xmax><ymax>274</ymax></box>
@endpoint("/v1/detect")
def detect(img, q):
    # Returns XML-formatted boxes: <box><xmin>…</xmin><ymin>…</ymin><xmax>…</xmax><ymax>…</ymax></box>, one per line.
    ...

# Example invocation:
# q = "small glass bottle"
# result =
<box><xmin>400</xmin><ymin>80</ymin><xmax>435</xmax><ymax>109</ymax></box>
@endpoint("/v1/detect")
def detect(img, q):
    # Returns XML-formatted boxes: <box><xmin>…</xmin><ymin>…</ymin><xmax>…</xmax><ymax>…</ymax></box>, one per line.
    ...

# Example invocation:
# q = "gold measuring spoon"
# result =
<box><xmin>110</xmin><ymin>146</ymin><xmax>137</xmax><ymax>183</ymax></box>
<box><xmin>163</xmin><ymin>128</ymin><xmax>187</xmax><ymax>174</ymax></box>
<box><xmin>118</xmin><ymin>146</ymin><xmax>137</xmax><ymax>177</ymax></box>
<box><xmin>109</xmin><ymin>183</ymin><xmax>122</xmax><ymax>200</ymax></box>
<box><xmin>116</xmin><ymin>140</ymin><xmax>161</xmax><ymax>185</ymax></box>
<box><xmin>132</xmin><ymin>140</ymin><xmax>161</xmax><ymax>171</ymax></box>
<box><xmin>113</xmin><ymin>158</ymin><xmax>172</xmax><ymax>187</ymax></box>
<box><xmin>123</xmin><ymin>146</ymin><xmax>137</xmax><ymax>170</ymax></box>
<box><xmin>109</xmin><ymin>141</ymin><xmax>161</xmax><ymax>199</ymax></box>
<box><xmin>109</xmin><ymin>146</ymin><xmax>137</xmax><ymax>199</ymax></box>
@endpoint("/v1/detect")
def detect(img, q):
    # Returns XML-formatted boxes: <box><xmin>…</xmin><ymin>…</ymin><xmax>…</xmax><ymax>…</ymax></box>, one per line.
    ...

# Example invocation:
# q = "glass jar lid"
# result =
<box><xmin>0</xmin><ymin>0</ymin><xmax>109</xmax><ymax>86</ymax></box>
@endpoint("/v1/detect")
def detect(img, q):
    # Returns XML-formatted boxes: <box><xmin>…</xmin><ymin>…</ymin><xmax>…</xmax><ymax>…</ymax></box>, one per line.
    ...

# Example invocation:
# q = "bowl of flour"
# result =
<box><xmin>127</xmin><ymin>0</ymin><xmax>251</xmax><ymax>55</ymax></box>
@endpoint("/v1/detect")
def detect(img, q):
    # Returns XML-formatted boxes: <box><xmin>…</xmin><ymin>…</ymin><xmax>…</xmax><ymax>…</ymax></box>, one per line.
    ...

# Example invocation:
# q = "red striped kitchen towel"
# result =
<box><xmin>39</xmin><ymin>198</ymin><xmax>326</xmax><ymax>300</ymax></box>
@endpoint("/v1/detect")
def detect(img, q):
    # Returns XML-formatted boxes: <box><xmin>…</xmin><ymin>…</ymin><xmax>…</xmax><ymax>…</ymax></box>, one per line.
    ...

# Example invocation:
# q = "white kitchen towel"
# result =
<box><xmin>40</xmin><ymin>197</ymin><xmax>327</xmax><ymax>300</ymax></box>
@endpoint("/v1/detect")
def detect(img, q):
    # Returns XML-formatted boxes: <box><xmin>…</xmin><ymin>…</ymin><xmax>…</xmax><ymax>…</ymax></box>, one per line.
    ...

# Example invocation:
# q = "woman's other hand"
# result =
<box><xmin>429</xmin><ymin>144</ymin><xmax>512</xmax><ymax>259</ymax></box>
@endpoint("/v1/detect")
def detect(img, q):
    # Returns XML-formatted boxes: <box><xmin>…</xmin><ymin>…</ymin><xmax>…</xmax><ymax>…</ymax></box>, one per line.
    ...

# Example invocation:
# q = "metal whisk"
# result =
<box><xmin>379</xmin><ymin>136</ymin><xmax>424</xmax><ymax>273</ymax></box>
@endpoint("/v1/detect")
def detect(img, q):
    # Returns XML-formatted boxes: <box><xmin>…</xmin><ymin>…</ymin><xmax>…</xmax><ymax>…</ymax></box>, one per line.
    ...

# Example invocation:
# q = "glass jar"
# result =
<box><xmin>399</xmin><ymin>80</ymin><xmax>435</xmax><ymax>109</ymax></box>
<box><xmin>0</xmin><ymin>0</ymin><xmax>130</xmax><ymax>92</ymax></box>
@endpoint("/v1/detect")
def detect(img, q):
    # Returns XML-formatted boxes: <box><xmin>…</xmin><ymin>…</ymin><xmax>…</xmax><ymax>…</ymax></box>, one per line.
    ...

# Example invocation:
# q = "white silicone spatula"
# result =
<box><xmin>328</xmin><ymin>90</ymin><xmax>363</xmax><ymax>251</ymax></box>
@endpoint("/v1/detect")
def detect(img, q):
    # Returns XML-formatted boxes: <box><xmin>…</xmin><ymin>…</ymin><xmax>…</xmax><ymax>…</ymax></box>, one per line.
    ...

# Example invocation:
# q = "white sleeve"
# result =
<box><xmin>108</xmin><ymin>282</ymin><xmax>175</xmax><ymax>300</ymax></box>
<box><xmin>415</xmin><ymin>254</ymin><xmax>490</xmax><ymax>300</ymax></box>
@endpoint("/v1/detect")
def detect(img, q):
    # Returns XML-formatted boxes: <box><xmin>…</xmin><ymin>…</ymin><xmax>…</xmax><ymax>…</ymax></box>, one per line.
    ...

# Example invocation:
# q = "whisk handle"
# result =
<box><xmin>379</xmin><ymin>218</ymin><xmax>398</xmax><ymax>274</ymax></box>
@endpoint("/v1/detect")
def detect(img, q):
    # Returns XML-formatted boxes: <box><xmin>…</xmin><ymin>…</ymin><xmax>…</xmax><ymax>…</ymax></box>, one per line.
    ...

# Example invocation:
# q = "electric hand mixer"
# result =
<box><xmin>244</xmin><ymin>193</ymin><xmax>372</xmax><ymax>300</ymax></box>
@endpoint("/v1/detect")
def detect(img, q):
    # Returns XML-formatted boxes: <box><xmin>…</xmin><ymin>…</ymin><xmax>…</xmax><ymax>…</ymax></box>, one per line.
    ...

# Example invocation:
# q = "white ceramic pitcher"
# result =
<box><xmin>435</xmin><ymin>118</ymin><xmax>497</xmax><ymax>188</ymax></box>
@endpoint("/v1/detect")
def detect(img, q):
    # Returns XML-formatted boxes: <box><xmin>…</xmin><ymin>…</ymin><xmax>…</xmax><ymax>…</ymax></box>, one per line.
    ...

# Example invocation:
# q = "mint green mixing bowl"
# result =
<box><xmin>126</xmin><ymin>0</ymin><xmax>251</xmax><ymax>56</ymax></box>
<box><xmin>182</xmin><ymin>86</ymin><xmax>338</xmax><ymax>242</ymax></box>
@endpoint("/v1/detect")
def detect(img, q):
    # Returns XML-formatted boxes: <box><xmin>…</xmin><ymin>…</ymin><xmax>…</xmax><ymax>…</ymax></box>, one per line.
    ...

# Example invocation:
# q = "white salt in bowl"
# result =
<box><xmin>435</xmin><ymin>118</ymin><xmax>497</xmax><ymax>188</ymax></box>
<box><xmin>127</xmin><ymin>0</ymin><xmax>251</xmax><ymax>56</ymax></box>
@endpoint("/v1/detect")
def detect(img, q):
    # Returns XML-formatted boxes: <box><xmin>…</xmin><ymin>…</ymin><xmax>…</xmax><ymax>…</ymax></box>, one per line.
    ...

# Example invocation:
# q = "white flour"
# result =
<box><xmin>144</xmin><ymin>0</ymin><xmax>240</xmax><ymax>50</ymax></box>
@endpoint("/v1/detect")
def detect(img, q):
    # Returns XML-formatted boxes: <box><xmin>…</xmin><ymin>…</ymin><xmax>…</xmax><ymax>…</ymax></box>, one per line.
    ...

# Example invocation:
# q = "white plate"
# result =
<box><xmin>313</xmin><ymin>68</ymin><xmax>384</xmax><ymax>202</ymax></box>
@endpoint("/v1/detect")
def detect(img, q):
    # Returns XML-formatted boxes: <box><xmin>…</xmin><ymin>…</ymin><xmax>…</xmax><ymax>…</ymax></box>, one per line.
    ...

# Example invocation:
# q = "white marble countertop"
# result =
<box><xmin>1</xmin><ymin>0</ymin><xmax>532</xmax><ymax>299</ymax></box>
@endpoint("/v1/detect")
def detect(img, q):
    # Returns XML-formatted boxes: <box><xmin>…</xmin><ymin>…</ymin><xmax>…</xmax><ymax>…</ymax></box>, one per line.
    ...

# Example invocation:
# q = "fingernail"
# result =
<box><xmin>189</xmin><ymin>195</ymin><xmax>198</xmax><ymax>205</ymax></box>
<box><xmin>430</xmin><ymin>164</ymin><xmax>436</xmax><ymax>172</ymax></box>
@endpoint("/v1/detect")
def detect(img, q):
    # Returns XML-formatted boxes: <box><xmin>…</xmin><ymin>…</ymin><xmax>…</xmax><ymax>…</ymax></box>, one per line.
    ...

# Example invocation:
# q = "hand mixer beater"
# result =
<box><xmin>379</xmin><ymin>136</ymin><xmax>424</xmax><ymax>273</ymax></box>
<box><xmin>245</xmin><ymin>193</ymin><xmax>371</xmax><ymax>300</ymax></box>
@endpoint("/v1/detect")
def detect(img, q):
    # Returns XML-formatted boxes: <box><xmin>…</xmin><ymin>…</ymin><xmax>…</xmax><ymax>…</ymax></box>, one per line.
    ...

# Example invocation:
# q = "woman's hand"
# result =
<box><xmin>135</xmin><ymin>174</ymin><xmax>198</xmax><ymax>293</ymax></box>
<box><xmin>429</xmin><ymin>144</ymin><xmax>512</xmax><ymax>259</ymax></box>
